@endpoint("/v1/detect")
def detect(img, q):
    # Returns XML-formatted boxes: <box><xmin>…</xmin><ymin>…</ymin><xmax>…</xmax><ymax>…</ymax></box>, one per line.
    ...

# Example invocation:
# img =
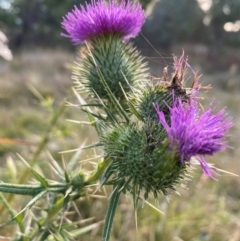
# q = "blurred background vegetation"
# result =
<box><xmin>0</xmin><ymin>0</ymin><xmax>240</xmax><ymax>240</ymax></box>
<box><xmin>1</xmin><ymin>0</ymin><xmax>240</xmax><ymax>50</ymax></box>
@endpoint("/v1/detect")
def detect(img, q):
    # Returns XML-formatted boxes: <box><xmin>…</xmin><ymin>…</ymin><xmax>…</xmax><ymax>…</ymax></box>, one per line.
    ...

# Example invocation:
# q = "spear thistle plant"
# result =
<box><xmin>61</xmin><ymin>0</ymin><xmax>232</xmax><ymax>238</ymax></box>
<box><xmin>0</xmin><ymin>1</ymin><xmax>234</xmax><ymax>241</ymax></box>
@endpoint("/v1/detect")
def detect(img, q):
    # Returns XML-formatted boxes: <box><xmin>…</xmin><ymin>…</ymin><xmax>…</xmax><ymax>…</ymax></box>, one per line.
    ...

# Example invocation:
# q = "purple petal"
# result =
<box><xmin>61</xmin><ymin>0</ymin><xmax>145</xmax><ymax>44</ymax></box>
<box><xmin>197</xmin><ymin>156</ymin><xmax>213</xmax><ymax>178</ymax></box>
<box><xmin>154</xmin><ymin>97</ymin><xmax>233</xmax><ymax>177</ymax></box>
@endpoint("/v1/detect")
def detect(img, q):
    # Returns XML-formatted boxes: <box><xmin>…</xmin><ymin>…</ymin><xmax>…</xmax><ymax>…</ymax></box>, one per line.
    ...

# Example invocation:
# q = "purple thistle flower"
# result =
<box><xmin>61</xmin><ymin>0</ymin><xmax>145</xmax><ymax>44</ymax></box>
<box><xmin>154</xmin><ymin>98</ymin><xmax>233</xmax><ymax>177</ymax></box>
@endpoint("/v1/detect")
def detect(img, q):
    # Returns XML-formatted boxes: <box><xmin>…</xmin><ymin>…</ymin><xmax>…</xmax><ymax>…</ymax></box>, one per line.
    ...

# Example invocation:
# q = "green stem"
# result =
<box><xmin>102</xmin><ymin>185</ymin><xmax>121</xmax><ymax>241</ymax></box>
<box><xmin>0</xmin><ymin>183</ymin><xmax>67</xmax><ymax>196</ymax></box>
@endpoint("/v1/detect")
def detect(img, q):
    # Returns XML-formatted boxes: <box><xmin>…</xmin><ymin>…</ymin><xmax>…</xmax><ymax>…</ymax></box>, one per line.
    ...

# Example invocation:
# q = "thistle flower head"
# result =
<box><xmin>154</xmin><ymin>98</ymin><xmax>233</xmax><ymax>177</ymax></box>
<box><xmin>61</xmin><ymin>0</ymin><xmax>145</xmax><ymax>44</ymax></box>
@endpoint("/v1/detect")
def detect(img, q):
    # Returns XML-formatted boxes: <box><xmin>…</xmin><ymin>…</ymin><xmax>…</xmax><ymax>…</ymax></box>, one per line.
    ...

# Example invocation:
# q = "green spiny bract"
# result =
<box><xmin>133</xmin><ymin>83</ymin><xmax>188</xmax><ymax>124</ymax></box>
<box><xmin>73</xmin><ymin>35</ymin><xmax>148</xmax><ymax>103</ymax></box>
<box><xmin>100</xmin><ymin>122</ymin><xmax>188</xmax><ymax>202</ymax></box>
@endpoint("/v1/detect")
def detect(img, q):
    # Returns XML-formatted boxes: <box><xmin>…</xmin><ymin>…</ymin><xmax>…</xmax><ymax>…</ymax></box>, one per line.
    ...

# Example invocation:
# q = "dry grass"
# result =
<box><xmin>0</xmin><ymin>49</ymin><xmax>240</xmax><ymax>240</ymax></box>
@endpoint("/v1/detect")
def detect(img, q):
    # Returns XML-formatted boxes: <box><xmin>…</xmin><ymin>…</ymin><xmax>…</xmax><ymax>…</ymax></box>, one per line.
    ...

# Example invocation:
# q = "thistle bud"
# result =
<box><xmin>100</xmin><ymin>123</ymin><xmax>188</xmax><ymax>201</ymax></box>
<box><xmin>135</xmin><ymin>53</ymin><xmax>195</xmax><ymax>123</ymax></box>
<box><xmin>74</xmin><ymin>37</ymin><xmax>147</xmax><ymax>101</ymax></box>
<box><xmin>137</xmin><ymin>83</ymin><xmax>186</xmax><ymax>123</ymax></box>
<box><xmin>71</xmin><ymin>172</ymin><xmax>85</xmax><ymax>189</ymax></box>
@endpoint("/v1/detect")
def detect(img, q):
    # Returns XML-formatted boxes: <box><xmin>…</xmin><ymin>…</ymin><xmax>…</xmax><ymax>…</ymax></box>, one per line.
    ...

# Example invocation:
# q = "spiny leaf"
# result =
<box><xmin>46</xmin><ymin>228</ymin><xmax>73</xmax><ymax>241</ymax></box>
<box><xmin>45</xmin><ymin>196</ymin><xmax>65</xmax><ymax>222</ymax></box>
<box><xmin>86</xmin><ymin>158</ymin><xmax>111</xmax><ymax>185</ymax></box>
<box><xmin>31</xmin><ymin>169</ymin><xmax>49</xmax><ymax>188</ymax></box>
